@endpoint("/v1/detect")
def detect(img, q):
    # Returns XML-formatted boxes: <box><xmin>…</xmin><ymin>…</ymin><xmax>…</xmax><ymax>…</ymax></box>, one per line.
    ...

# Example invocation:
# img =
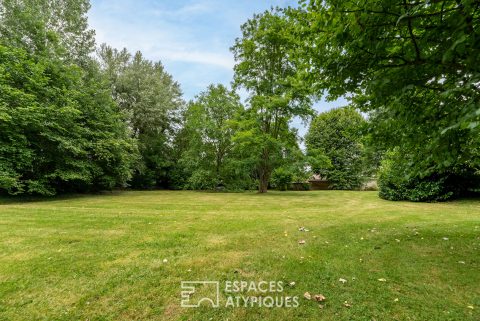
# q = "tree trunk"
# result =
<box><xmin>258</xmin><ymin>171</ymin><xmax>269</xmax><ymax>193</ymax></box>
<box><xmin>258</xmin><ymin>148</ymin><xmax>270</xmax><ymax>193</ymax></box>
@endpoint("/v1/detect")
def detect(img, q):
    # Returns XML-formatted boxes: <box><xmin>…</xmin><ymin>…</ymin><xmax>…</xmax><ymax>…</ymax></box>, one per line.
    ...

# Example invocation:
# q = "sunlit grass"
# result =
<box><xmin>0</xmin><ymin>191</ymin><xmax>479</xmax><ymax>320</ymax></box>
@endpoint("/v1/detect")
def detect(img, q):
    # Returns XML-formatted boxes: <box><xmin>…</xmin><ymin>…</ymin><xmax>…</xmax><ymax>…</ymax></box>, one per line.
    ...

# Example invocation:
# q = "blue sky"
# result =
<box><xmin>88</xmin><ymin>0</ymin><xmax>347</xmax><ymax>137</ymax></box>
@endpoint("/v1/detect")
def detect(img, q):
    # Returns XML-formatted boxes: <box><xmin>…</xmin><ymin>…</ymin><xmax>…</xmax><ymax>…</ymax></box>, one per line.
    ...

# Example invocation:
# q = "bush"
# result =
<box><xmin>378</xmin><ymin>151</ymin><xmax>454</xmax><ymax>202</ymax></box>
<box><xmin>271</xmin><ymin>168</ymin><xmax>293</xmax><ymax>191</ymax></box>
<box><xmin>379</xmin><ymin>175</ymin><xmax>453</xmax><ymax>202</ymax></box>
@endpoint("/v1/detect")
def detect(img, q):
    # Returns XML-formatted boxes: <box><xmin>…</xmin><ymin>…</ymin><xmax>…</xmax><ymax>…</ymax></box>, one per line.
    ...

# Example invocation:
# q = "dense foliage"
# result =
<box><xmin>378</xmin><ymin>146</ymin><xmax>480</xmax><ymax>201</ymax></box>
<box><xmin>0</xmin><ymin>0</ymin><xmax>95</xmax><ymax>63</ymax></box>
<box><xmin>231</xmin><ymin>9</ymin><xmax>313</xmax><ymax>192</ymax></box>
<box><xmin>97</xmin><ymin>45</ymin><xmax>184</xmax><ymax>188</ymax></box>
<box><xmin>378</xmin><ymin>149</ymin><xmax>453</xmax><ymax>202</ymax></box>
<box><xmin>293</xmin><ymin>0</ymin><xmax>480</xmax><ymax>200</ymax></box>
<box><xmin>306</xmin><ymin>107</ymin><xmax>367</xmax><ymax>190</ymax></box>
<box><xmin>0</xmin><ymin>0</ymin><xmax>136</xmax><ymax>196</ymax></box>
<box><xmin>1</xmin><ymin>0</ymin><xmax>478</xmax><ymax>200</ymax></box>
<box><xmin>177</xmin><ymin>85</ymin><xmax>253</xmax><ymax>190</ymax></box>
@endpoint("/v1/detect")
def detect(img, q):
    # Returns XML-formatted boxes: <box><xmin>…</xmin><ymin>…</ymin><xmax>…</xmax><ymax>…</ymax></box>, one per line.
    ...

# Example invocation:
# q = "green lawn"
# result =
<box><xmin>0</xmin><ymin>191</ymin><xmax>479</xmax><ymax>320</ymax></box>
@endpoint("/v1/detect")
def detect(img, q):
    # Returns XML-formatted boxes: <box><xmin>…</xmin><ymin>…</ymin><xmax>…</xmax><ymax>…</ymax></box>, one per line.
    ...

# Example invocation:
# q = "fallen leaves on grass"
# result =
<box><xmin>299</xmin><ymin>227</ymin><xmax>310</xmax><ymax>232</ymax></box>
<box><xmin>378</xmin><ymin>278</ymin><xmax>387</xmax><ymax>282</ymax></box>
<box><xmin>298</xmin><ymin>240</ymin><xmax>306</xmax><ymax>245</ymax></box>
<box><xmin>343</xmin><ymin>301</ymin><xmax>352</xmax><ymax>308</ymax></box>
<box><xmin>339</xmin><ymin>278</ymin><xmax>347</xmax><ymax>284</ymax></box>
<box><xmin>304</xmin><ymin>292</ymin><xmax>326</xmax><ymax>303</ymax></box>
<box><xmin>313</xmin><ymin>294</ymin><xmax>326</xmax><ymax>302</ymax></box>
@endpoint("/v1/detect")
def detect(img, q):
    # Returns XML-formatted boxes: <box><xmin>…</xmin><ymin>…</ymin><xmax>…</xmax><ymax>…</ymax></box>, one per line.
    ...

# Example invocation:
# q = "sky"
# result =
<box><xmin>88</xmin><ymin>0</ymin><xmax>347</xmax><ymax>138</ymax></box>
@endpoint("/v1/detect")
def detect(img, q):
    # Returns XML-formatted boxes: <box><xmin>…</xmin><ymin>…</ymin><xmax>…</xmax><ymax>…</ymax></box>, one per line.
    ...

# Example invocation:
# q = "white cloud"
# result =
<box><xmin>165</xmin><ymin>1</ymin><xmax>214</xmax><ymax>18</ymax></box>
<box><xmin>89</xmin><ymin>0</ymin><xmax>232</xmax><ymax>69</ymax></box>
<box><xmin>88</xmin><ymin>0</ymin><xmax>301</xmax><ymax>99</ymax></box>
<box><xmin>158</xmin><ymin>49</ymin><xmax>234</xmax><ymax>69</ymax></box>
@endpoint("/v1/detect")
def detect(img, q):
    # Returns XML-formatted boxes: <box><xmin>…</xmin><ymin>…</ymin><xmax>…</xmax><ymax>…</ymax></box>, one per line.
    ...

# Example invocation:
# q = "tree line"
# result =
<box><xmin>1</xmin><ymin>0</ymin><xmax>479</xmax><ymax>201</ymax></box>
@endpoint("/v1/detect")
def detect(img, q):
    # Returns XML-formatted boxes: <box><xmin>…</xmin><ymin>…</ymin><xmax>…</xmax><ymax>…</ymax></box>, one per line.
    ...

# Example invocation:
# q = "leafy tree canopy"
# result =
<box><xmin>292</xmin><ymin>0</ymin><xmax>480</xmax><ymax>199</ymax></box>
<box><xmin>97</xmin><ymin>44</ymin><xmax>184</xmax><ymax>188</ymax></box>
<box><xmin>177</xmin><ymin>84</ymin><xmax>252</xmax><ymax>190</ymax></box>
<box><xmin>0</xmin><ymin>0</ymin><xmax>95</xmax><ymax>63</ymax></box>
<box><xmin>231</xmin><ymin>8</ymin><xmax>314</xmax><ymax>192</ymax></box>
<box><xmin>306</xmin><ymin>107</ymin><xmax>367</xmax><ymax>190</ymax></box>
<box><xmin>0</xmin><ymin>1</ymin><xmax>136</xmax><ymax>196</ymax></box>
<box><xmin>0</xmin><ymin>44</ymin><xmax>136</xmax><ymax>195</ymax></box>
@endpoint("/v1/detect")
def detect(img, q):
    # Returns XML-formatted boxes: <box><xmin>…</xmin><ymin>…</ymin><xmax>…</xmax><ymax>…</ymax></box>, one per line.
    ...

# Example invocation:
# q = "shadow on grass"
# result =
<box><xmin>1</xmin><ymin>189</ymin><xmax>477</xmax><ymax>206</ymax></box>
<box><xmin>0</xmin><ymin>190</ymin><xmax>125</xmax><ymax>205</ymax></box>
<box><xmin>0</xmin><ymin>189</ymin><xmax>340</xmax><ymax>205</ymax></box>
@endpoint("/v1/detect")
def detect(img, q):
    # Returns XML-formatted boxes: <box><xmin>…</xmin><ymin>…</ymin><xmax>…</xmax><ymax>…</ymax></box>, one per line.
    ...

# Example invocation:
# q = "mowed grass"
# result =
<box><xmin>0</xmin><ymin>191</ymin><xmax>479</xmax><ymax>320</ymax></box>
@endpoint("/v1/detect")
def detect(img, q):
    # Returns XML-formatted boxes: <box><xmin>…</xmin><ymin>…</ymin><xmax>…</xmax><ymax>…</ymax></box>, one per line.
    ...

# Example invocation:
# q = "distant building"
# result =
<box><xmin>362</xmin><ymin>179</ymin><xmax>378</xmax><ymax>191</ymax></box>
<box><xmin>308</xmin><ymin>174</ymin><xmax>330</xmax><ymax>190</ymax></box>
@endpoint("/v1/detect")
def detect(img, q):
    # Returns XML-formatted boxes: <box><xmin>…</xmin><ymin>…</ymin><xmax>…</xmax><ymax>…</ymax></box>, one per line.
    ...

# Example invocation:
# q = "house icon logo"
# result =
<box><xmin>180</xmin><ymin>281</ymin><xmax>220</xmax><ymax>308</ymax></box>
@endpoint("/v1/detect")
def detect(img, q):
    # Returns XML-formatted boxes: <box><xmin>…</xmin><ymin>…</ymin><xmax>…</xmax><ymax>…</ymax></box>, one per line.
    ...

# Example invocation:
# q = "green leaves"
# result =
<box><xmin>0</xmin><ymin>42</ymin><xmax>136</xmax><ymax>195</ymax></box>
<box><xmin>0</xmin><ymin>0</ymin><xmax>95</xmax><ymax>63</ymax></box>
<box><xmin>306</xmin><ymin>107</ymin><xmax>367</xmax><ymax>190</ymax></box>
<box><xmin>97</xmin><ymin>44</ymin><xmax>183</xmax><ymax>189</ymax></box>
<box><xmin>177</xmin><ymin>84</ymin><xmax>249</xmax><ymax>190</ymax></box>
<box><xmin>292</xmin><ymin>0</ymin><xmax>480</xmax><ymax>199</ymax></box>
<box><xmin>232</xmin><ymin>9</ymin><xmax>313</xmax><ymax>192</ymax></box>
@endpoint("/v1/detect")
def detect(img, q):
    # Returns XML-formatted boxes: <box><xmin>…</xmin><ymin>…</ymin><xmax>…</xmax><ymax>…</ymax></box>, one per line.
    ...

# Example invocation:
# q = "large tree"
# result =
<box><xmin>293</xmin><ymin>0</ymin><xmax>480</xmax><ymax>200</ymax></box>
<box><xmin>231</xmin><ymin>9</ymin><xmax>313</xmax><ymax>193</ymax></box>
<box><xmin>0</xmin><ymin>1</ymin><xmax>136</xmax><ymax>196</ymax></box>
<box><xmin>178</xmin><ymin>84</ymin><xmax>251</xmax><ymax>190</ymax></box>
<box><xmin>306</xmin><ymin>107</ymin><xmax>367</xmax><ymax>190</ymax></box>
<box><xmin>0</xmin><ymin>0</ymin><xmax>95</xmax><ymax>63</ymax></box>
<box><xmin>97</xmin><ymin>44</ymin><xmax>184</xmax><ymax>188</ymax></box>
<box><xmin>0</xmin><ymin>45</ymin><xmax>136</xmax><ymax>195</ymax></box>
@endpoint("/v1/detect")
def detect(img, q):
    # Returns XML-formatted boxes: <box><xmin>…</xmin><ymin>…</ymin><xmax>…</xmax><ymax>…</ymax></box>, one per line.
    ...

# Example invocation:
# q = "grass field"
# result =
<box><xmin>0</xmin><ymin>191</ymin><xmax>479</xmax><ymax>320</ymax></box>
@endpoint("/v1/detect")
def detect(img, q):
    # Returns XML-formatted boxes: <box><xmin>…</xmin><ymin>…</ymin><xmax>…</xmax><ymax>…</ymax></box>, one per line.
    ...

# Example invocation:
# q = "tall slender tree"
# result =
<box><xmin>231</xmin><ymin>9</ymin><xmax>313</xmax><ymax>193</ymax></box>
<box><xmin>178</xmin><ymin>84</ymin><xmax>250</xmax><ymax>190</ymax></box>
